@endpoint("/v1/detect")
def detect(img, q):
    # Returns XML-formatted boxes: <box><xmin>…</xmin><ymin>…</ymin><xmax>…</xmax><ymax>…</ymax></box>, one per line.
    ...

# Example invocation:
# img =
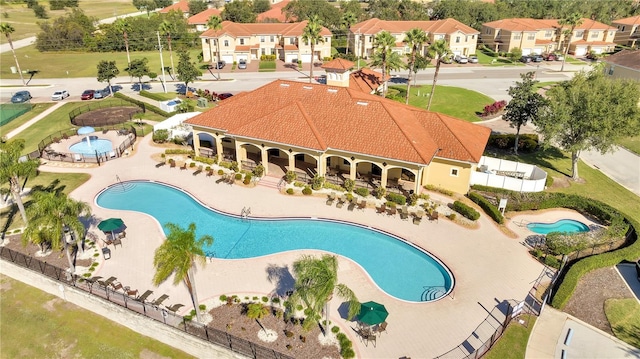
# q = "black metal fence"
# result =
<box><xmin>0</xmin><ymin>246</ymin><xmax>294</xmax><ymax>359</ymax></box>
<box><xmin>68</xmin><ymin>99</ymin><xmax>145</xmax><ymax>126</ymax></box>
<box><xmin>35</xmin><ymin>125</ymin><xmax>138</xmax><ymax>165</ymax></box>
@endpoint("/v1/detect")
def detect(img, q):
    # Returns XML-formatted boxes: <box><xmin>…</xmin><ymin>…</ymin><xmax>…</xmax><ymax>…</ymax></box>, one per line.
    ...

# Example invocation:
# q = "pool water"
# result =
<box><xmin>527</xmin><ymin>219</ymin><xmax>590</xmax><ymax>235</ymax></box>
<box><xmin>96</xmin><ymin>181</ymin><xmax>454</xmax><ymax>302</ymax></box>
<box><xmin>70</xmin><ymin>137</ymin><xmax>113</xmax><ymax>156</ymax></box>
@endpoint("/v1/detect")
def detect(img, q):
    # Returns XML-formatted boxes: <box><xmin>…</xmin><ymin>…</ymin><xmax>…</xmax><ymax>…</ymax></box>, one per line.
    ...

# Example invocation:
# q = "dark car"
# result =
<box><xmin>532</xmin><ymin>55</ymin><xmax>544</xmax><ymax>62</ymax></box>
<box><xmin>543</xmin><ymin>53</ymin><xmax>557</xmax><ymax>61</ymax></box>
<box><xmin>217</xmin><ymin>93</ymin><xmax>233</xmax><ymax>100</ymax></box>
<box><xmin>11</xmin><ymin>90</ymin><xmax>32</xmax><ymax>103</ymax></box>
<box><xmin>81</xmin><ymin>89</ymin><xmax>95</xmax><ymax>100</ymax></box>
<box><xmin>520</xmin><ymin>55</ymin><xmax>532</xmax><ymax>63</ymax></box>
<box><xmin>212</xmin><ymin>61</ymin><xmax>226</xmax><ymax>69</ymax></box>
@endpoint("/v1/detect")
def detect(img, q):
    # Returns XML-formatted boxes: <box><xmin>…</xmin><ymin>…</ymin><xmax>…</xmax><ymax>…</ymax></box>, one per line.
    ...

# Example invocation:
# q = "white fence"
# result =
<box><xmin>470</xmin><ymin>156</ymin><xmax>547</xmax><ymax>192</ymax></box>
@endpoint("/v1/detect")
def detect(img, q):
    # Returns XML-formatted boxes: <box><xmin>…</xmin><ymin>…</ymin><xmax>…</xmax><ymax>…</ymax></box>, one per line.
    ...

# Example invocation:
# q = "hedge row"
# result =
<box><xmin>114</xmin><ymin>92</ymin><xmax>174</xmax><ymax>117</ymax></box>
<box><xmin>386</xmin><ymin>192</ymin><xmax>406</xmax><ymax>206</ymax></box>
<box><xmin>452</xmin><ymin>201</ymin><xmax>480</xmax><ymax>221</ymax></box>
<box><xmin>468</xmin><ymin>192</ymin><xmax>504</xmax><ymax>224</ymax></box>
<box><xmin>140</xmin><ymin>90</ymin><xmax>174</xmax><ymax>102</ymax></box>
<box><xmin>194</xmin><ymin>156</ymin><xmax>216</xmax><ymax>165</ymax></box>
<box><xmin>165</xmin><ymin>149</ymin><xmax>195</xmax><ymax>155</ymax></box>
<box><xmin>488</xmin><ymin>133</ymin><xmax>539</xmax><ymax>152</ymax></box>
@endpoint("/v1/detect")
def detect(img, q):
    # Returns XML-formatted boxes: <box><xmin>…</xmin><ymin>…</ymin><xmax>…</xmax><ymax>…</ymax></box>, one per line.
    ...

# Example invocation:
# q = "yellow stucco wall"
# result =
<box><xmin>423</xmin><ymin>158</ymin><xmax>475</xmax><ymax>194</ymax></box>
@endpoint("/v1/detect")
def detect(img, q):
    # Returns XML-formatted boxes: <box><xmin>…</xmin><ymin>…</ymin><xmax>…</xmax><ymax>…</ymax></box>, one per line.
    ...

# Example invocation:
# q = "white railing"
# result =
<box><xmin>470</xmin><ymin>156</ymin><xmax>547</xmax><ymax>192</ymax></box>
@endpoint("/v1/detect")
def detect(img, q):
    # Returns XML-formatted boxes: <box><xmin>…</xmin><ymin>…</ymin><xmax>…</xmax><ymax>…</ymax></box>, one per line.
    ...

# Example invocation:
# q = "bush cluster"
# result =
<box><xmin>285</xmin><ymin>171</ymin><xmax>297</xmax><ymax>184</ymax></box>
<box><xmin>302</xmin><ymin>186</ymin><xmax>312</xmax><ymax>195</ymax></box>
<box><xmin>488</xmin><ymin>133</ymin><xmax>539</xmax><ymax>152</ymax></box>
<box><xmin>195</xmin><ymin>89</ymin><xmax>219</xmax><ymax>102</ymax></box>
<box><xmin>260</xmin><ymin>54</ymin><xmax>277</xmax><ymax>61</ymax></box>
<box><xmin>165</xmin><ymin>149</ymin><xmax>195</xmax><ymax>155</ymax></box>
<box><xmin>482</xmin><ymin>100</ymin><xmax>507</xmax><ymax>117</ymax></box>
<box><xmin>152</xmin><ymin>129</ymin><xmax>169</xmax><ymax>143</ymax></box>
<box><xmin>423</xmin><ymin>184</ymin><xmax>454</xmax><ymax>197</ymax></box>
<box><xmin>468</xmin><ymin>192</ymin><xmax>504</xmax><ymax>224</ymax></box>
<box><xmin>385</xmin><ymin>192</ymin><xmax>406</xmax><ymax>205</ymax></box>
<box><xmin>354</xmin><ymin>187</ymin><xmax>369</xmax><ymax>197</ymax></box>
<box><xmin>452</xmin><ymin>201</ymin><xmax>480</xmax><ymax>221</ymax></box>
<box><xmin>336</xmin><ymin>333</ymin><xmax>355</xmax><ymax>359</ymax></box>
<box><xmin>193</xmin><ymin>156</ymin><xmax>216</xmax><ymax>165</ymax></box>
<box><xmin>243</xmin><ymin>173</ymin><xmax>252</xmax><ymax>185</ymax></box>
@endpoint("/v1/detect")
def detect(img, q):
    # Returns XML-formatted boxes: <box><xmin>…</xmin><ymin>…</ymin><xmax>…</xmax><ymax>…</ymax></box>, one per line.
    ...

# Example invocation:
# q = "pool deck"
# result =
<box><xmin>36</xmin><ymin>135</ymin><xmax>559</xmax><ymax>358</ymax></box>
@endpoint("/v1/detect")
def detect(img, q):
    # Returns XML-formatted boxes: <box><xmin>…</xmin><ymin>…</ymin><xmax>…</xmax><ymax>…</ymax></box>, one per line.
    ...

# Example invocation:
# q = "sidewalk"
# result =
<box><xmin>526</xmin><ymin>306</ymin><xmax>640</xmax><ymax>358</ymax></box>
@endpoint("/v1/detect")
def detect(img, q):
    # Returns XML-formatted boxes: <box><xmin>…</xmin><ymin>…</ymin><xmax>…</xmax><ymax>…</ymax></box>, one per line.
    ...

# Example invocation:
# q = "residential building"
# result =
<box><xmin>481</xmin><ymin>18</ymin><xmax>617</xmax><ymax>56</ymax></box>
<box><xmin>188</xmin><ymin>8</ymin><xmax>222</xmax><ymax>32</ymax></box>
<box><xmin>256</xmin><ymin>0</ymin><xmax>290</xmax><ymax>23</ymax></box>
<box><xmin>185</xmin><ymin>78</ymin><xmax>491</xmax><ymax>195</ymax></box>
<box><xmin>612</xmin><ymin>15</ymin><xmax>640</xmax><ymax>48</ymax></box>
<box><xmin>322</xmin><ymin>58</ymin><xmax>389</xmax><ymax>94</ymax></box>
<box><xmin>200</xmin><ymin>21</ymin><xmax>332</xmax><ymax>64</ymax></box>
<box><xmin>603</xmin><ymin>49</ymin><xmax>640</xmax><ymax>81</ymax></box>
<box><xmin>349</xmin><ymin>18</ymin><xmax>479</xmax><ymax>59</ymax></box>
<box><xmin>159</xmin><ymin>0</ymin><xmax>191</xmax><ymax>17</ymax></box>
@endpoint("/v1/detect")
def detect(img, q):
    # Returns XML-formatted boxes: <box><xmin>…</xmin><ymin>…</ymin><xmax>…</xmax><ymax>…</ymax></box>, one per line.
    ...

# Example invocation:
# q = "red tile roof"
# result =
<box><xmin>200</xmin><ymin>20</ymin><xmax>331</xmax><ymax>38</ymax></box>
<box><xmin>321</xmin><ymin>58</ymin><xmax>355</xmax><ymax>71</ymax></box>
<box><xmin>185</xmin><ymin>80</ymin><xmax>490</xmax><ymax>165</ymax></box>
<box><xmin>351</xmin><ymin>18</ymin><xmax>479</xmax><ymax>35</ymax></box>
<box><xmin>483</xmin><ymin>18</ymin><xmax>616</xmax><ymax>31</ymax></box>
<box><xmin>188</xmin><ymin>8</ymin><xmax>222</xmax><ymax>25</ymax></box>
<box><xmin>348</xmin><ymin>68</ymin><xmax>389</xmax><ymax>94</ymax></box>
<box><xmin>256</xmin><ymin>0</ymin><xmax>290</xmax><ymax>23</ymax></box>
<box><xmin>604</xmin><ymin>49</ymin><xmax>640</xmax><ymax>70</ymax></box>
<box><xmin>571</xmin><ymin>40</ymin><xmax>615</xmax><ymax>46</ymax></box>
<box><xmin>613</xmin><ymin>15</ymin><xmax>640</xmax><ymax>26</ymax></box>
<box><xmin>159</xmin><ymin>0</ymin><xmax>189</xmax><ymax>14</ymax></box>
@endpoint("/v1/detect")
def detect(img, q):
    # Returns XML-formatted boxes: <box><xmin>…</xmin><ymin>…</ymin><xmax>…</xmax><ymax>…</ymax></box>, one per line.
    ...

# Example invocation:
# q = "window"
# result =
<box><xmin>270</xmin><ymin>36</ymin><xmax>274</xmax><ymax>42</ymax></box>
<box><xmin>289</xmin><ymin>37</ymin><xmax>295</xmax><ymax>45</ymax></box>
<box><xmin>609</xmin><ymin>31</ymin><xmax>615</xmax><ymax>36</ymax></box>
<box><xmin>224</xmin><ymin>40</ymin><xmax>229</xmax><ymax>47</ymax></box>
<box><xmin>527</xmin><ymin>33</ymin><xmax>535</xmax><ymax>40</ymax></box>
<box><xmin>621</xmin><ymin>26</ymin><xmax>626</xmax><ymax>32</ymax></box>
<box><xmin>455</xmin><ymin>36</ymin><xmax>460</xmax><ymax>43</ymax></box>
<box><xmin>368</xmin><ymin>36</ymin><xmax>372</xmax><ymax>43</ymax></box>
<box><xmin>450</xmin><ymin>168</ymin><xmax>459</xmax><ymax>177</ymax></box>
<box><xmin>261</xmin><ymin>48</ymin><xmax>266</xmax><ymax>55</ymax></box>
<box><xmin>239</xmin><ymin>38</ymin><xmax>245</xmax><ymax>45</ymax></box>
<box><xmin>545</xmin><ymin>30</ymin><xmax>552</xmax><ymax>37</ymax></box>
<box><xmin>465</xmin><ymin>36</ymin><xmax>469</xmax><ymax>42</ymax></box>
<box><xmin>261</xmin><ymin>36</ymin><xmax>265</xmax><ymax>42</ymax></box>
<box><xmin>590</xmin><ymin>31</ymin><xmax>599</xmax><ymax>38</ymax></box>
<box><xmin>343</xmin><ymin>159</ymin><xmax>349</xmax><ymax>165</ymax></box>
<box><xmin>513</xmin><ymin>33</ymin><xmax>521</xmax><ymax>40</ymax></box>
<box><xmin>575</xmin><ymin>30</ymin><xmax>584</xmax><ymax>38</ymax></box>
<box><xmin>437</xmin><ymin>34</ymin><xmax>444</xmax><ymax>40</ymax></box>
<box><xmin>471</xmin><ymin>35</ymin><xmax>475</xmax><ymax>39</ymax></box>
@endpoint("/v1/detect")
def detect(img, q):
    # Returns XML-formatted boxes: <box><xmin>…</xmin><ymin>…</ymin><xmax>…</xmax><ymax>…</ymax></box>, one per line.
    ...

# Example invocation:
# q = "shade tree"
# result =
<box><xmin>503</xmin><ymin>71</ymin><xmax>548</xmax><ymax>154</ymax></box>
<box><xmin>96</xmin><ymin>60</ymin><xmax>120</xmax><ymax>96</ymax></box>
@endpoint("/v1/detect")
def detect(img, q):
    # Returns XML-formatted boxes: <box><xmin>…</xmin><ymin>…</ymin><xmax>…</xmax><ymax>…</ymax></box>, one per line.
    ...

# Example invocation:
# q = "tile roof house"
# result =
<box><xmin>603</xmin><ymin>49</ymin><xmax>640</xmax><ymax>81</ymax></box>
<box><xmin>321</xmin><ymin>58</ymin><xmax>390</xmax><ymax>94</ymax></box>
<box><xmin>159</xmin><ymin>1</ymin><xmax>191</xmax><ymax>17</ymax></box>
<box><xmin>349</xmin><ymin>18</ymin><xmax>479</xmax><ymax>59</ymax></box>
<box><xmin>188</xmin><ymin>8</ymin><xmax>222</xmax><ymax>32</ymax></box>
<box><xmin>256</xmin><ymin>0</ymin><xmax>290</xmax><ymax>23</ymax></box>
<box><xmin>481</xmin><ymin>18</ymin><xmax>617</xmax><ymax>56</ymax></box>
<box><xmin>200</xmin><ymin>21</ymin><xmax>332</xmax><ymax>64</ymax></box>
<box><xmin>611</xmin><ymin>15</ymin><xmax>640</xmax><ymax>48</ymax></box>
<box><xmin>185</xmin><ymin>78</ymin><xmax>491</xmax><ymax>194</ymax></box>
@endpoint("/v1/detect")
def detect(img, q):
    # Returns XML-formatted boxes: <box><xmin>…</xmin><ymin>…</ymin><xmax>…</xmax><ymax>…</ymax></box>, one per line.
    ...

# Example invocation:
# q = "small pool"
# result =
<box><xmin>527</xmin><ymin>219</ymin><xmax>590</xmax><ymax>235</ymax></box>
<box><xmin>70</xmin><ymin>136</ymin><xmax>113</xmax><ymax>156</ymax></box>
<box><xmin>96</xmin><ymin>181</ymin><xmax>454</xmax><ymax>302</ymax></box>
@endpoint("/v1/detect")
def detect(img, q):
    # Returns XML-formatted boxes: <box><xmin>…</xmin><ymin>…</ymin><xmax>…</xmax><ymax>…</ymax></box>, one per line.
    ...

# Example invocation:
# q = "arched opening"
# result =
<box><xmin>239</xmin><ymin>143</ymin><xmax>261</xmax><ymax>172</ymax></box>
<box><xmin>220</xmin><ymin>137</ymin><xmax>236</xmax><ymax>162</ymax></box>
<box><xmin>196</xmin><ymin>132</ymin><xmax>216</xmax><ymax>159</ymax></box>
<box><xmin>325</xmin><ymin>156</ymin><xmax>351</xmax><ymax>186</ymax></box>
<box><xmin>267</xmin><ymin>148</ymin><xmax>288</xmax><ymax>177</ymax></box>
<box><xmin>354</xmin><ymin>162</ymin><xmax>383</xmax><ymax>190</ymax></box>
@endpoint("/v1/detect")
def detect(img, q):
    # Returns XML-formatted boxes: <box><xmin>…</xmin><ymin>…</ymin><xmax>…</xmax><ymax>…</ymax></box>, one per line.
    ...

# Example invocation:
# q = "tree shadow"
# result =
<box><xmin>485</xmin><ymin>145</ymin><xmax>571</xmax><ymax>178</ymax></box>
<box><xmin>265</xmin><ymin>264</ymin><xmax>295</xmax><ymax>297</ymax></box>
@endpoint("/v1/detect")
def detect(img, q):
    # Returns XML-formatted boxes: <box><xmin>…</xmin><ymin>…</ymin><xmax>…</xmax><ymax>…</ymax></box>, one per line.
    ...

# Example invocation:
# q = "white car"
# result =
<box><xmin>52</xmin><ymin>90</ymin><xmax>70</xmax><ymax>101</ymax></box>
<box><xmin>455</xmin><ymin>55</ymin><xmax>468</xmax><ymax>64</ymax></box>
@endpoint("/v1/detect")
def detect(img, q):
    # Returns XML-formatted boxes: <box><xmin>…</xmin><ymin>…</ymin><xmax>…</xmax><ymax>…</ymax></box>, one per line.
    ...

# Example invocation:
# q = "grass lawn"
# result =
<box><xmin>258</xmin><ymin>61</ymin><xmax>276</xmax><ymax>72</ymax></box>
<box><xmin>0</xmin><ymin>1</ymin><xmax>137</xmax><ymax>44</ymax></box>
<box><xmin>389</xmin><ymin>84</ymin><xmax>494</xmax><ymax>122</ymax></box>
<box><xmin>476</xmin><ymin>51</ymin><xmax>522</xmax><ymax>66</ymax></box>
<box><xmin>0</xmin><ymin>46</ymin><xmax>203</xmax><ymax>79</ymax></box>
<box><xmin>617</xmin><ymin>136</ymin><xmax>640</xmax><ymax>156</ymax></box>
<box><xmin>0</xmin><ymin>102</ymin><xmax>54</xmax><ymax>134</ymax></box>
<box><xmin>0</xmin><ymin>275</ymin><xmax>194</xmax><ymax>358</ymax></box>
<box><xmin>140</xmin><ymin>91</ymin><xmax>179</xmax><ymax>101</ymax></box>
<box><xmin>604</xmin><ymin>298</ymin><xmax>640</xmax><ymax>349</ymax></box>
<box><xmin>484</xmin><ymin>315</ymin><xmax>537</xmax><ymax>359</ymax></box>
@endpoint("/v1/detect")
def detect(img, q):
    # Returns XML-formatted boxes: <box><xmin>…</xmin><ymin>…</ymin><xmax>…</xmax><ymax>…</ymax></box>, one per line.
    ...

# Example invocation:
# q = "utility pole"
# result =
<box><xmin>156</xmin><ymin>31</ymin><xmax>168</xmax><ymax>93</ymax></box>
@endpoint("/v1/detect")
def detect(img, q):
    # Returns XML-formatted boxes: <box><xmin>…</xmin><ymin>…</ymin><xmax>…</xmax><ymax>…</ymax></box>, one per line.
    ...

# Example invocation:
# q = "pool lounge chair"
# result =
<box><xmin>376</xmin><ymin>203</ymin><xmax>386</xmax><ymax>214</ymax></box>
<box><xmin>166</xmin><ymin>303</ymin><xmax>185</xmax><ymax>313</ymax></box>
<box><xmin>169</xmin><ymin>161</ymin><xmax>176</xmax><ymax>169</ymax></box>
<box><xmin>124</xmin><ymin>286</ymin><xmax>138</xmax><ymax>297</ymax></box>
<box><xmin>152</xmin><ymin>294</ymin><xmax>169</xmax><ymax>307</ymax></box>
<box><xmin>430</xmin><ymin>211</ymin><xmax>439</xmax><ymax>223</ymax></box>
<box><xmin>74</xmin><ymin>153</ymin><xmax>83</xmax><ymax>161</ymax></box>
<box><xmin>400</xmin><ymin>206</ymin><xmax>409</xmax><ymax>220</ymax></box>
<box><xmin>155</xmin><ymin>161</ymin><xmax>166</xmax><ymax>168</ymax></box>
<box><xmin>326</xmin><ymin>192</ymin><xmax>336</xmax><ymax>206</ymax></box>
<box><xmin>206</xmin><ymin>169</ymin><xmax>214</xmax><ymax>177</ymax></box>
<box><xmin>110</xmin><ymin>281</ymin><xmax>123</xmax><ymax>291</ymax></box>
<box><xmin>413</xmin><ymin>209</ymin><xmax>425</xmax><ymax>225</ymax></box>
<box><xmin>98</xmin><ymin>276</ymin><xmax>117</xmax><ymax>288</ymax></box>
<box><xmin>193</xmin><ymin>165</ymin><xmax>203</xmax><ymax>176</ymax></box>
<box><xmin>387</xmin><ymin>205</ymin><xmax>397</xmax><ymax>216</ymax></box>
<box><xmin>180</xmin><ymin>163</ymin><xmax>187</xmax><ymax>170</ymax></box>
<box><xmin>336</xmin><ymin>195</ymin><xmax>347</xmax><ymax>209</ymax></box>
<box><xmin>137</xmin><ymin>290</ymin><xmax>154</xmax><ymax>302</ymax></box>
<box><xmin>357</xmin><ymin>199</ymin><xmax>367</xmax><ymax>211</ymax></box>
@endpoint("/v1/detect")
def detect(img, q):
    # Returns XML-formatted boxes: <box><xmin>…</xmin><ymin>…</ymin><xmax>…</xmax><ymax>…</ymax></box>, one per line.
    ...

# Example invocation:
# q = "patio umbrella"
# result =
<box><xmin>98</xmin><ymin>218</ymin><xmax>124</xmax><ymax>239</ymax></box>
<box><xmin>357</xmin><ymin>301</ymin><xmax>388</xmax><ymax>326</ymax></box>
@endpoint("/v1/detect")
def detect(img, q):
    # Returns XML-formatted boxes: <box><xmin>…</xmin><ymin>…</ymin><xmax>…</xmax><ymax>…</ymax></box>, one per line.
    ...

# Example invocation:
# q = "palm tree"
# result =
<box><xmin>0</xmin><ymin>139</ymin><xmax>39</xmax><ymax>224</ymax></box>
<box><xmin>1</xmin><ymin>23</ymin><xmax>25</xmax><ymax>85</ymax></box>
<box><xmin>403</xmin><ymin>28</ymin><xmax>427</xmax><ymax>104</ymax></box>
<box><xmin>558</xmin><ymin>13</ymin><xmax>584</xmax><ymax>72</ymax></box>
<box><xmin>287</xmin><ymin>254</ymin><xmax>359</xmax><ymax>332</ymax></box>
<box><xmin>206</xmin><ymin>15</ymin><xmax>223</xmax><ymax>80</ymax></box>
<box><xmin>159</xmin><ymin>20</ymin><xmax>177</xmax><ymax>78</ymax></box>
<box><xmin>341</xmin><ymin>12</ymin><xmax>357</xmax><ymax>56</ymax></box>
<box><xmin>22</xmin><ymin>191</ymin><xmax>91</xmax><ymax>274</ymax></box>
<box><xmin>370</xmin><ymin>31</ymin><xmax>404</xmax><ymax>97</ymax></box>
<box><xmin>152</xmin><ymin>222</ymin><xmax>213</xmax><ymax>323</ymax></box>
<box><xmin>426</xmin><ymin>39</ymin><xmax>452</xmax><ymax>111</ymax></box>
<box><xmin>246</xmin><ymin>302</ymin><xmax>270</xmax><ymax>334</ymax></box>
<box><xmin>113</xmin><ymin>18</ymin><xmax>132</xmax><ymax>68</ymax></box>
<box><xmin>302</xmin><ymin>15</ymin><xmax>324</xmax><ymax>84</ymax></box>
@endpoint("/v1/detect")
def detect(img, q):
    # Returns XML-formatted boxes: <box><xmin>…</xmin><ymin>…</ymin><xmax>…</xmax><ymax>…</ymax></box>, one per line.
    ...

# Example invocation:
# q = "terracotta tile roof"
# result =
<box><xmin>159</xmin><ymin>0</ymin><xmax>189</xmax><ymax>14</ymax></box>
<box><xmin>604</xmin><ymin>49</ymin><xmax>640</xmax><ymax>70</ymax></box>
<box><xmin>321</xmin><ymin>58</ymin><xmax>354</xmax><ymax>71</ymax></box>
<box><xmin>535</xmin><ymin>39</ymin><xmax>555</xmax><ymax>45</ymax></box>
<box><xmin>282</xmin><ymin>44</ymin><xmax>298</xmax><ymax>51</ymax></box>
<box><xmin>613</xmin><ymin>15</ymin><xmax>640</xmax><ymax>26</ymax></box>
<box><xmin>483</xmin><ymin>18</ymin><xmax>616</xmax><ymax>31</ymax></box>
<box><xmin>200</xmin><ymin>20</ymin><xmax>331</xmax><ymax>39</ymax></box>
<box><xmin>256</xmin><ymin>0</ymin><xmax>290</xmax><ymax>22</ymax></box>
<box><xmin>234</xmin><ymin>45</ymin><xmax>254</xmax><ymax>51</ymax></box>
<box><xmin>572</xmin><ymin>18</ymin><xmax>617</xmax><ymax>31</ymax></box>
<box><xmin>188</xmin><ymin>8</ymin><xmax>222</xmax><ymax>25</ymax></box>
<box><xmin>348</xmin><ymin>68</ymin><xmax>389</xmax><ymax>94</ymax></box>
<box><xmin>351</xmin><ymin>18</ymin><xmax>478</xmax><ymax>36</ymax></box>
<box><xmin>571</xmin><ymin>40</ymin><xmax>615</xmax><ymax>46</ymax></box>
<box><xmin>185</xmin><ymin>80</ymin><xmax>490</xmax><ymax>164</ymax></box>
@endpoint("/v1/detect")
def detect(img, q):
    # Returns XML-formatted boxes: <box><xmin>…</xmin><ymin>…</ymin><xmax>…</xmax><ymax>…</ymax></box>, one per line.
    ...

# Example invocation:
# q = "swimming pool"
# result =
<box><xmin>96</xmin><ymin>181</ymin><xmax>454</xmax><ymax>302</ymax></box>
<box><xmin>527</xmin><ymin>219</ymin><xmax>590</xmax><ymax>235</ymax></box>
<box><xmin>70</xmin><ymin>136</ymin><xmax>113</xmax><ymax>156</ymax></box>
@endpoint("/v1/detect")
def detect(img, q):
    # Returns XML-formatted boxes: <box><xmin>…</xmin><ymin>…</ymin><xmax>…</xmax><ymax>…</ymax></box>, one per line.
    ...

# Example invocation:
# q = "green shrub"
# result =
<box><xmin>286</xmin><ymin>188</ymin><xmax>294</xmax><ymax>195</ymax></box>
<box><xmin>285</xmin><ymin>171</ymin><xmax>297</xmax><ymax>183</ymax></box>
<box><xmin>423</xmin><ymin>184</ymin><xmax>454</xmax><ymax>196</ymax></box>
<box><xmin>468</xmin><ymin>192</ymin><xmax>504</xmax><ymax>224</ymax></box>
<box><xmin>140</xmin><ymin>90</ymin><xmax>175</xmax><ymax>102</ymax></box>
<box><xmin>312</xmin><ymin>174</ymin><xmax>325</xmax><ymax>190</ymax></box>
<box><xmin>219</xmin><ymin>161</ymin><xmax>232</xmax><ymax>169</ymax></box>
<box><xmin>452</xmin><ymin>201</ymin><xmax>480</xmax><ymax>221</ymax></box>
<box><xmin>302</xmin><ymin>186</ymin><xmax>312</xmax><ymax>195</ymax></box>
<box><xmin>354</xmin><ymin>187</ymin><xmax>369</xmax><ymax>197</ymax></box>
<box><xmin>331</xmin><ymin>326</ymin><xmax>340</xmax><ymax>334</ymax></box>
<box><xmin>165</xmin><ymin>149</ymin><xmax>194</xmax><ymax>155</ymax></box>
<box><xmin>545</xmin><ymin>173</ymin><xmax>554</xmax><ymax>187</ymax></box>
<box><xmin>230</xmin><ymin>161</ymin><xmax>239</xmax><ymax>172</ymax></box>
<box><xmin>408</xmin><ymin>193</ymin><xmax>419</xmax><ymax>206</ymax></box>
<box><xmin>323</xmin><ymin>182</ymin><xmax>344</xmax><ymax>191</ymax></box>
<box><xmin>234</xmin><ymin>173</ymin><xmax>243</xmax><ymax>180</ymax></box>
<box><xmin>217</xmin><ymin>169</ymin><xmax>224</xmax><ymax>175</ymax></box>
<box><xmin>544</xmin><ymin>255</ymin><xmax>561</xmax><ymax>269</ymax></box>
<box><xmin>293</xmin><ymin>181</ymin><xmax>305</xmax><ymax>187</ymax></box>
<box><xmin>488</xmin><ymin>133</ymin><xmax>539</xmax><ymax>152</ymax></box>
<box><xmin>343</xmin><ymin>178</ymin><xmax>355</xmax><ymax>192</ymax></box>
<box><xmin>189</xmin><ymin>162</ymin><xmax>196</xmax><ymax>168</ymax></box>
<box><xmin>220</xmin><ymin>295</ymin><xmax>227</xmax><ymax>302</ymax></box>
<box><xmin>386</xmin><ymin>192</ymin><xmax>406</xmax><ymax>205</ymax></box>
<box><xmin>261</xmin><ymin>296</ymin><xmax>269</xmax><ymax>303</ymax></box>
<box><xmin>243</xmin><ymin>173</ymin><xmax>252</xmax><ymax>185</ymax></box>
<box><xmin>253</xmin><ymin>164</ymin><xmax>265</xmax><ymax>177</ymax></box>
<box><xmin>152</xmin><ymin>129</ymin><xmax>169</xmax><ymax>143</ymax></box>
<box><xmin>372</xmin><ymin>187</ymin><xmax>386</xmax><ymax>199</ymax></box>
<box><xmin>448</xmin><ymin>213</ymin><xmax>456</xmax><ymax>220</ymax></box>
<box><xmin>194</xmin><ymin>156</ymin><xmax>216</xmax><ymax>165</ymax></box>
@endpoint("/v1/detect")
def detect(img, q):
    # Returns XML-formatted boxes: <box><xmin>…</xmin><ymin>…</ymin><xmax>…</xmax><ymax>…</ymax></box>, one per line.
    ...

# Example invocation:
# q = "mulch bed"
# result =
<box><xmin>207</xmin><ymin>303</ymin><xmax>341</xmax><ymax>358</ymax></box>
<box><xmin>1</xmin><ymin>234</ymin><xmax>93</xmax><ymax>271</ymax></box>
<box><xmin>563</xmin><ymin>266</ymin><xmax>633</xmax><ymax>334</ymax></box>
<box><xmin>72</xmin><ymin>107</ymin><xmax>140</xmax><ymax>127</ymax></box>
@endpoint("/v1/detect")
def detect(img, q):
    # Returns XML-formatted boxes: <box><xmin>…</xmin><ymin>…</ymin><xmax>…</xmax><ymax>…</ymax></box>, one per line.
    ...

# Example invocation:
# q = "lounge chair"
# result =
<box><xmin>336</xmin><ymin>195</ymin><xmax>347</xmax><ymax>209</ymax></box>
<box><xmin>166</xmin><ymin>303</ymin><xmax>185</xmax><ymax>313</ymax></box>
<box><xmin>124</xmin><ymin>286</ymin><xmax>138</xmax><ymax>297</ymax></box>
<box><xmin>347</xmin><ymin>198</ymin><xmax>357</xmax><ymax>211</ymax></box>
<box><xmin>387</xmin><ymin>205</ymin><xmax>397</xmax><ymax>216</ymax></box>
<box><xmin>377</xmin><ymin>321</ymin><xmax>388</xmax><ymax>335</ymax></box>
<box><xmin>326</xmin><ymin>192</ymin><xmax>336</xmax><ymax>206</ymax></box>
<box><xmin>112</xmin><ymin>237</ymin><xmax>122</xmax><ymax>248</ymax></box>
<box><xmin>74</xmin><ymin>153</ymin><xmax>82</xmax><ymax>161</ymax></box>
<box><xmin>137</xmin><ymin>290</ymin><xmax>154</xmax><ymax>302</ymax></box>
<box><xmin>109</xmin><ymin>151</ymin><xmax>116</xmax><ymax>158</ymax></box>
<box><xmin>169</xmin><ymin>161</ymin><xmax>176</xmax><ymax>169</ymax></box>
<box><xmin>152</xmin><ymin>294</ymin><xmax>169</xmax><ymax>307</ymax></box>
<box><xmin>193</xmin><ymin>165</ymin><xmax>203</xmax><ymax>176</ymax></box>
<box><xmin>155</xmin><ymin>161</ymin><xmax>166</xmax><ymax>168</ymax></box>
<box><xmin>430</xmin><ymin>211</ymin><xmax>439</xmax><ymax>223</ymax></box>
<box><xmin>413</xmin><ymin>209</ymin><xmax>425</xmax><ymax>225</ymax></box>
<box><xmin>357</xmin><ymin>199</ymin><xmax>367</xmax><ymax>211</ymax></box>
<box><xmin>376</xmin><ymin>203</ymin><xmax>386</xmax><ymax>214</ymax></box>
<box><xmin>98</xmin><ymin>276</ymin><xmax>117</xmax><ymax>288</ymax></box>
<box><xmin>400</xmin><ymin>206</ymin><xmax>409</xmax><ymax>220</ymax></box>
<box><xmin>180</xmin><ymin>163</ymin><xmax>187</xmax><ymax>170</ymax></box>
<box><xmin>206</xmin><ymin>169</ymin><xmax>214</xmax><ymax>177</ymax></box>
<box><xmin>110</xmin><ymin>281</ymin><xmax>123</xmax><ymax>291</ymax></box>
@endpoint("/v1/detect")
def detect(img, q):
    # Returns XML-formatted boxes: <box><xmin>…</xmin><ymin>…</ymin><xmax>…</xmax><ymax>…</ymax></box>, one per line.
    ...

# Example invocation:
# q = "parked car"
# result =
<box><xmin>211</xmin><ymin>61</ymin><xmax>225</xmax><ymax>69</ymax></box>
<box><xmin>238</xmin><ymin>59</ymin><xmax>247</xmax><ymax>69</ymax></box>
<box><xmin>468</xmin><ymin>55</ymin><xmax>479</xmax><ymax>63</ymax></box>
<box><xmin>81</xmin><ymin>89</ymin><xmax>95</xmax><ymax>100</ymax></box>
<box><xmin>93</xmin><ymin>89</ymin><xmax>105</xmax><ymax>99</ymax></box>
<box><xmin>520</xmin><ymin>55</ymin><xmax>532</xmax><ymax>63</ymax></box>
<box><xmin>542</xmin><ymin>53</ymin><xmax>557</xmax><ymax>61</ymax></box>
<box><xmin>554</xmin><ymin>53</ymin><xmax>565</xmax><ymax>61</ymax></box>
<box><xmin>51</xmin><ymin>90</ymin><xmax>69</xmax><ymax>101</ymax></box>
<box><xmin>531</xmin><ymin>55</ymin><xmax>544</xmax><ymax>62</ymax></box>
<box><xmin>217</xmin><ymin>93</ymin><xmax>233</xmax><ymax>100</ymax></box>
<box><xmin>440</xmin><ymin>56</ymin><xmax>453</xmax><ymax>64</ymax></box>
<box><xmin>454</xmin><ymin>55</ymin><xmax>468</xmax><ymax>64</ymax></box>
<box><xmin>11</xmin><ymin>90</ymin><xmax>31</xmax><ymax>103</ymax></box>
